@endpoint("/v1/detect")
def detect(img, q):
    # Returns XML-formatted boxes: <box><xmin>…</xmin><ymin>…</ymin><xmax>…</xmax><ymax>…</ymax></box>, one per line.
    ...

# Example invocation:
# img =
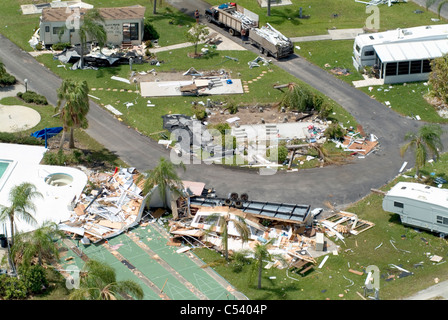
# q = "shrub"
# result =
<box><xmin>0</xmin><ymin>73</ymin><xmax>16</xmax><ymax>87</ymax></box>
<box><xmin>51</xmin><ymin>42</ymin><xmax>72</xmax><ymax>51</ymax></box>
<box><xmin>324</xmin><ymin>123</ymin><xmax>346</xmax><ymax>141</ymax></box>
<box><xmin>42</xmin><ymin>149</ymin><xmax>68</xmax><ymax>165</ymax></box>
<box><xmin>17</xmin><ymin>91</ymin><xmax>48</xmax><ymax>105</ymax></box>
<box><xmin>267</xmin><ymin>145</ymin><xmax>289</xmax><ymax>163</ymax></box>
<box><xmin>19</xmin><ymin>265</ymin><xmax>48</xmax><ymax>294</ymax></box>
<box><xmin>0</xmin><ymin>132</ymin><xmax>44</xmax><ymax>145</ymax></box>
<box><xmin>193</xmin><ymin>104</ymin><xmax>207</xmax><ymax>120</ymax></box>
<box><xmin>143</xmin><ymin>20</ymin><xmax>160</xmax><ymax>41</ymax></box>
<box><xmin>0</xmin><ymin>275</ymin><xmax>27</xmax><ymax>300</ymax></box>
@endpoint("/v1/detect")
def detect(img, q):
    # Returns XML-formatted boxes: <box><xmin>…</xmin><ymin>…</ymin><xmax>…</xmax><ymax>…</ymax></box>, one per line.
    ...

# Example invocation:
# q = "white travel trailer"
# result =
<box><xmin>352</xmin><ymin>24</ymin><xmax>448</xmax><ymax>72</ymax></box>
<box><xmin>382</xmin><ymin>182</ymin><xmax>448</xmax><ymax>237</ymax></box>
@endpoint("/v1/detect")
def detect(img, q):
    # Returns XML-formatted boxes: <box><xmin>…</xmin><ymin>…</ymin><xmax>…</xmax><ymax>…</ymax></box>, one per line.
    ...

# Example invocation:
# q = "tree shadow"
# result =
<box><xmin>95</xmin><ymin>66</ymin><xmax>121</xmax><ymax>79</ymax></box>
<box><xmin>246</xmin><ymin>279</ymin><xmax>300</xmax><ymax>299</ymax></box>
<box><xmin>268</xmin><ymin>7</ymin><xmax>305</xmax><ymax>26</ymax></box>
<box><xmin>148</xmin><ymin>7</ymin><xmax>195</xmax><ymax>26</ymax></box>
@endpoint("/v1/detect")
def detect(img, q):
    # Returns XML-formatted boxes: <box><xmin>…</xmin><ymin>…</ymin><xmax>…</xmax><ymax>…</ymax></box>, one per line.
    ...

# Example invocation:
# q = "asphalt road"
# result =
<box><xmin>1</xmin><ymin>0</ymin><xmax>447</xmax><ymax>211</ymax></box>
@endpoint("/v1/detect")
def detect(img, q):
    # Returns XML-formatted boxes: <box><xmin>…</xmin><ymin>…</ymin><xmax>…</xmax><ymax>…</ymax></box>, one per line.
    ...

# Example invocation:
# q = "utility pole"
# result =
<box><xmin>267</xmin><ymin>0</ymin><xmax>271</xmax><ymax>16</ymax></box>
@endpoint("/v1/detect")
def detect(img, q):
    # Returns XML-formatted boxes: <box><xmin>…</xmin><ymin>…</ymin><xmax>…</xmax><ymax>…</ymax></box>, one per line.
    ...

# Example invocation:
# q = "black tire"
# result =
<box><xmin>206</xmin><ymin>15</ymin><xmax>212</xmax><ymax>23</ymax></box>
<box><xmin>229</xmin><ymin>28</ymin><xmax>235</xmax><ymax>36</ymax></box>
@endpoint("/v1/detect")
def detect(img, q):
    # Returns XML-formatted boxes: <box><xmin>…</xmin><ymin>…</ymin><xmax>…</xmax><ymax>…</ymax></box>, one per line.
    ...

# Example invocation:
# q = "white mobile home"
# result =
<box><xmin>352</xmin><ymin>24</ymin><xmax>448</xmax><ymax>83</ymax></box>
<box><xmin>39</xmin><ymin>5</ymin><xmax>145</xmax><ymax>47</ymax></box>
<box><xmin>382</xmin><ymin>182</ymin><xmax>448</xmax><ymax>236</ymax></box>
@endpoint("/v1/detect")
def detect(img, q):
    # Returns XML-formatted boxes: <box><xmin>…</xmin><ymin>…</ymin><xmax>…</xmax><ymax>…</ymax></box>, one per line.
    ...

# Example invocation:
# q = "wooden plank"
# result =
<box><xmin>349</xmin><ymin>269</ymin><xmax>364</xmax><ymax>276</ymax></box>
<box><xmin>300</xmin><ymin>265</ymin><xmax>314</xmax><ymax>275</ymax></box>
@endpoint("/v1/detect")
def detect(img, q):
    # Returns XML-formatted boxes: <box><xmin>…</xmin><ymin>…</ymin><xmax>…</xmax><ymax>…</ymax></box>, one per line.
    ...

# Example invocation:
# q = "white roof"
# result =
<box><xmin>374</xmin><ymin>39</ymin><xmax>448</xmax><ymax>63</ymax></box>
<box><xmin>355</xmin><ymin>24</ymin><xmax>448</xmax><ymax>48</ymax></box>
<box><xmin>386</xmin><ymin>182</ymin><xmax>448</xmax><ymax>208</ymax></box>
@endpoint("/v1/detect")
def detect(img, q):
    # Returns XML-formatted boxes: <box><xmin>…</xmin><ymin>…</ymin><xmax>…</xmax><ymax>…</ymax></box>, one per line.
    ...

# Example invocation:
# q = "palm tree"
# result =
<box><xmin>79</xmin><ymin>9</ymin><xmax>107</xmax><ymax>69</ymax></box>
<box><xmin>11</xmin><ymin>221</ymin><xmax>64</xmax><ymax>267</ymax></box>
<box><xmin>206</xmin><ymin>210</ymin><xmax>250</xmax><ymax>262</ymax></box>
<box><xmin>69</xmin><ymin>259</ymin><xmax>144</xmax><ymax>300</ymax></box>
<box><xmin>251</xmin><ymin>240</ymin><xmax>273</xmax><ymax>289</ymax></box>
<box><xmin>137</xmin><ymin>157</ymin><xmax>186</xmax><ymax>207</ymax></box>
<box><xmin>57</xmin><ymin>79</ymin><xmax>90</xmax><ymax>149</ymax></box>
<box><xmin>400</xmin><ymin>124</ymin><xmax>444</xmax><ymax>178</ymax></box>
<box><xmin>0</xmin><ymin>182</ymin><xmax>42</xmax><ymax>247</ymax></box>
<box><xmin>278</xmin><ymin>82</ymin><xmax>313</xmax><ymax>112</ymax></box>
<box><xmin>438</xmin><ymin>0</ymin><xmax>448</xmax><ymax>18</ymax></box>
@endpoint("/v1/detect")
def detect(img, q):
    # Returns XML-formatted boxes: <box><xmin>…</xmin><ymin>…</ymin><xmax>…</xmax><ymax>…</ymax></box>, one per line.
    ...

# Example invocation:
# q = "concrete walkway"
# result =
<box><xmin>291</xmin><ymin>28</ymin><xmax>364</xmax><ymax>42</ymax></box>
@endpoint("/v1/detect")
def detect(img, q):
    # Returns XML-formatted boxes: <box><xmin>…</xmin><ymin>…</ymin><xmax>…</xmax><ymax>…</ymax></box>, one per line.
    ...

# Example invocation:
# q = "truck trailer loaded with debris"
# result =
<box><xmin>248</xmin><ymin>23</ymin><xmax>294</xmax><ymax>59</ymax></box>
<box><xmin>382</xmin><ymin>182</ymin><xmax>448</xmax><ymax>237</ymax></box>
<box><xmin>205</xmin><ymin>3</ymin><xmax>293</xmax><ymax>59</ymax></box>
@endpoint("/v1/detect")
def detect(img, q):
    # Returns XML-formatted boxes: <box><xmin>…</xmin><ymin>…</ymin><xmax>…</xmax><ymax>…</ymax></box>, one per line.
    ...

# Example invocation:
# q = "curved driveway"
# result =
<box><xmin>0</xmin><ymin>1</ymin><xmax>445</xmax><ymax>210</ymax></box>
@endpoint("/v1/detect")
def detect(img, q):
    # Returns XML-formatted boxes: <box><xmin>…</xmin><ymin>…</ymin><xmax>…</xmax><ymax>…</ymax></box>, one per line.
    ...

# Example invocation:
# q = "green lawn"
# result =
<box><xmin>0</xmin><ymin>96</ymin><xmax>126</xmax><ymax>167</ymax></box>
<box><xmin>36</xmin><ymin>47</ymin><xmax>357</xmax><ymax>138</ymax></box>
<box><xmin>204</xmin><ymin>0</ymin><xmax>446</xmax><ymax>37</ymax></box>
<box><xmin>296</xmin><ymin>39</ymin><xmax>448</xmax><ymax>124</ymax></box>
<box><xmin>0</xmin><ymin>0</ymin><xmax>194</xmax><ymax>52</ymax></box>
<box><xmin>194</xmin><ymin>152</ymin><xmax>448</xmax><ymax>300</ymax></box>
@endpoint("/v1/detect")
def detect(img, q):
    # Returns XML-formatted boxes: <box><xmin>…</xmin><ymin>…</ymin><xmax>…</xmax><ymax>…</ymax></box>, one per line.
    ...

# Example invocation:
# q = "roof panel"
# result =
<box><xmin>374</xmin><ymin>39</ymin><xmax>448</xmax><ymax>63</ymax></box>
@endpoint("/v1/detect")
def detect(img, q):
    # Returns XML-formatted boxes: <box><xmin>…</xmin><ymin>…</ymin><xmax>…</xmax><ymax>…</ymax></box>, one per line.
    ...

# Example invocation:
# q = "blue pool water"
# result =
<box><xmin>0</xmin><ymin>161</ymin><xmax>9</xmax><ymax>179</ymax></box>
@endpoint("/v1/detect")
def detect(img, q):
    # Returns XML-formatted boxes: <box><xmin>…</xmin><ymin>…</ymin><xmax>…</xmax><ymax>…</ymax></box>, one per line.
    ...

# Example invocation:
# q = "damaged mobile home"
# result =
<box><xmin>59</xmin><ymin>167</ymin><xmax>147</xmax><ymax>243</ymax></box>
<box><xmin>167</xmin><ymin>192</ymin><xmax>374</xmax><ymax>275</ymax></box>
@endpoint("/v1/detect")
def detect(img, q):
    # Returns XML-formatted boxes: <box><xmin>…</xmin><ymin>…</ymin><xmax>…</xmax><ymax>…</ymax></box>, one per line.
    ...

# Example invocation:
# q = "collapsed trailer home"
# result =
<box><xmin>383</xmin><ymin>182</ymin><xmax>448</xmax><ymax>237</ymax></box>
<box><xmin>59</xmin><ymin>168</ymin><xmax>147</xmax><ymax>243</ymax></box>
<box><xmin>167</xmin><ymin>195</ymin><xmax>327</xmax><ymax>275</ymax></box>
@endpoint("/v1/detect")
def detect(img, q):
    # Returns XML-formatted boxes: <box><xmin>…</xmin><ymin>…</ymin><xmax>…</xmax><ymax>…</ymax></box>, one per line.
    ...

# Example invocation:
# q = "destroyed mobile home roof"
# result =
<box><xmin>189</xmin><ymin>197</ymin><xmax>311</xmax><ymax>224</ymax></box>
<box><xmin>41</xmin><ymin>5</ymin><xmax>145</xmax><ymax>22</ymax></box>
<box><xmin>59</xmin><ymin>168</ymin><xmax>147</xmax><ymax>243</ymax></box>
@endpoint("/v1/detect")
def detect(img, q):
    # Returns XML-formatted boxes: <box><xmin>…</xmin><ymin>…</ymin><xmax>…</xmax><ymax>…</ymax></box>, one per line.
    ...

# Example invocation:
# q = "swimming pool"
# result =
<box><xmin>0</xmin><ymin>160</ymin><xmax>15</xmax><ymax>193</ymax></box>
<box><xmin>0</xmin><ymin>162</ymin><xmax>8</xmax><ymax>179</ymax></box>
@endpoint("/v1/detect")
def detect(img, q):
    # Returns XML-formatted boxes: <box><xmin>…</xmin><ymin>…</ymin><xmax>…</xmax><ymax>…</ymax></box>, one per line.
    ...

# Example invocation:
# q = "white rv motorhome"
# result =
<box><xmin>352</xmin><ymin>24</ymin><xmax>448</xmax><ymax>71</ymax></box>
<box><xmin>382</xmin><ymin>182</ymin><xmax>448</xmax><ymax>237</ymax></box>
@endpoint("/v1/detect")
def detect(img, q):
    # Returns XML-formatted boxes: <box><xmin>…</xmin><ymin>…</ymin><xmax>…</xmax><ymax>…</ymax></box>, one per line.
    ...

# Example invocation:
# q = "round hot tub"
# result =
<box><xmin>45</xmin><ymin>173</ymin><xmax>73</xmax><ymax>187</ymax></box>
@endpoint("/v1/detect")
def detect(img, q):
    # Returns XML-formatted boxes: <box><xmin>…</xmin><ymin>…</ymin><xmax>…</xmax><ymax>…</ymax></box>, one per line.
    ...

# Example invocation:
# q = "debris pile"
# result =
<box><xmin>164</xmin><ymin>194</ymin><xmax>375</xmax><ymax>277</ymax></box>
<box><xmin>251</xmin><ymin>23</ymin><xmax>291</xmax><ymax>48</ymax></box>
<box><xmin>59</xmin><ymin>168</ymin><xmax>147</xmax><ymax>243</ymax></box>
<box><xmin>332</xmin><ymin>128</ymin><xmax>379</xmax><ymax>157</ymax></box>
<box><xmin>54</xmin><ymin>44</ymin><xmax>145</xmax><ymax>70</ymax></box>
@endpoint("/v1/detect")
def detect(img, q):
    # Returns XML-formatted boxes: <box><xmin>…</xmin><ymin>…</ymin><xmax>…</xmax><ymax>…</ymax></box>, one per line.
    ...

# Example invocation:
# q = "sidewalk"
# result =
<box><xmin>291</xmin><ymin>28</ymin><xmax>364</xmax><ymax>42</ymax></box>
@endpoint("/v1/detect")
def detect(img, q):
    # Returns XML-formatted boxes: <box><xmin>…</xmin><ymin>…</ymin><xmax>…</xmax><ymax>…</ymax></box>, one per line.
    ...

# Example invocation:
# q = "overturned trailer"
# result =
<box><xmin>189</xmin><ymin>196</ymin><xmax>312</xmax><ymax>226</ymax></box>
<box><xmin>382</xmin><ymin>182</ymin><xmax>448</xmax><ymax>237</ymax></box>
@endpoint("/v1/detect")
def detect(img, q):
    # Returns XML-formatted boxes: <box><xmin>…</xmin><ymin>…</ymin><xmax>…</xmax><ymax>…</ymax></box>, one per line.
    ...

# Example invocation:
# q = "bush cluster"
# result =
<box><xmin>143</xmin><ymin>20</ymin><xmax>160</xmax><ymax>41</ymax></box>
<box><xmin>0</xmin><ymin>132</ymin><xmax>44</xmax><ymax>145</ymax></box>
<box><xmin>51</xmin><ymin>42</ymin><xmax>72</xmax><ymax>51</ymax></box>
<box><xmin>0</xmin><ymin>265</ymin><xmax>48</xmax><ymax>299</ymax></box>
<box><xmin>0</xmin><ymin>73</ymin><xmax>16</xmax><ymax>87</ymax></box>
<box><xmin>17</xmin><ymin>91</ymin><xmax>48</xmax><ymax>105</ymax></box>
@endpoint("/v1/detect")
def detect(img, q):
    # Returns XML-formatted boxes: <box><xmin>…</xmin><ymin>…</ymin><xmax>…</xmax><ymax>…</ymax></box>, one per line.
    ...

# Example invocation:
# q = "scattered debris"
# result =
<box><xmin>59</xmin><ymin>167</ymin><xmax>147</xmax><ymax>243</ymax></box>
